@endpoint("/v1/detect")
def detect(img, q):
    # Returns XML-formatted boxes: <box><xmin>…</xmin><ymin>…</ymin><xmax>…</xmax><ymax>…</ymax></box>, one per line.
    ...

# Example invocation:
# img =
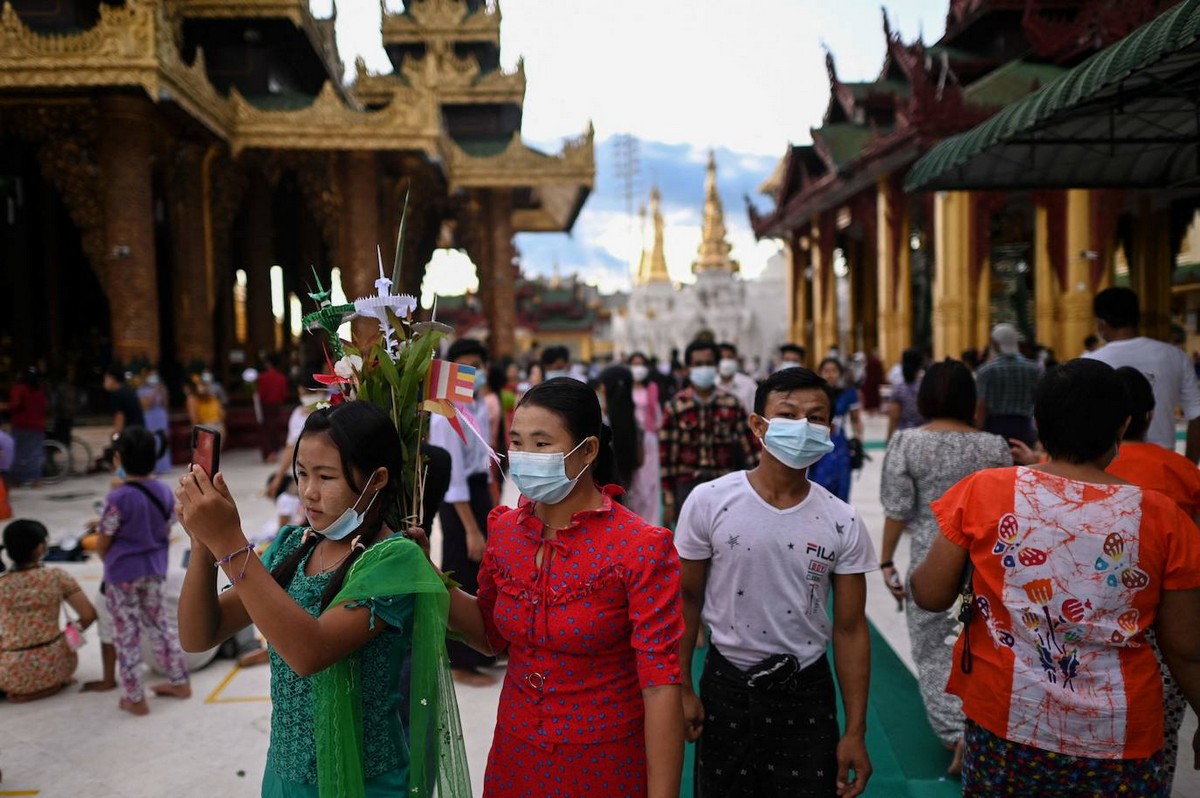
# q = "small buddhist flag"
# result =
<box><xmin>426</xmin><ymin>359</ymin><xmax>477</xmax><ymax>404</ymax></box>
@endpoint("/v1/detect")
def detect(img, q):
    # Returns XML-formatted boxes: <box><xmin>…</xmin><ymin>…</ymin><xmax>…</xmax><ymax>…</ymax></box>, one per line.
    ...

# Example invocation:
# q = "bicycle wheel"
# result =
<box><xmin>68</xmin><ymin>436</ymin><xmax>93</xmax><ymax>477</ymax></box>
<box><xmin>42</xmin><ymin>439</ymin><xmax>69</xmax><ymax>485</ymax></box>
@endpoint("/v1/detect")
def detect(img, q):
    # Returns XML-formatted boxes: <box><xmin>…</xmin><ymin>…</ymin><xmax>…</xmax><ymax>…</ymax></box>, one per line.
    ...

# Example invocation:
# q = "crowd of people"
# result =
<box><xmin>2</xmin><ymin>285</ymin><xmax>1200</xmax><ymax>796</ymax></box>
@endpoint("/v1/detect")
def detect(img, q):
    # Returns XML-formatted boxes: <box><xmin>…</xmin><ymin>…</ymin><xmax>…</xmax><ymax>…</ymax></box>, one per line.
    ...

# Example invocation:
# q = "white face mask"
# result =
<box><xmin>508</xmin><ymin>438</ymin><xmax>589</xmax><ymax>505</ymax></box>
<box><xmin>630</xmin><ymin>364</ymin><xmax>649</xmax><ymax>383</ymax></box>
<box><xmin>760</xmin><ymin>418</ymin><xmax>834</xmax><ymax>470</ymax></box>
<box><xmin>775</xmin><ymin>361</ymin><xmax>801</xmax><ymax>373</ymax></box>
<box><xmin>718</xmin><ymin>359</ymin><xmax>739</xmax><ymax>378</ymax></box>
<box><xmin>545</xmin><ymin>369</ymin><xmax>570</xmax><ymax>381</ymax></box>
<box><xmin>690</xmin><ymin>365</ymin><xmax>718</xmax><ymax>390</ymax></box>
<box><xmin>307</xmin><ymin>473</ymin><xmax>382</xmax><ymax>541</ymax></box>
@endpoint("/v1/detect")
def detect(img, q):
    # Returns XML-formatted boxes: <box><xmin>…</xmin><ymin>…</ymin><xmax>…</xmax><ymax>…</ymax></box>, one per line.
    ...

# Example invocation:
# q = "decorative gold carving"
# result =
<box><xmin>354</xmin><ymin>44</ymin><xmax>524</xmax><ymax>107</ymax></box>
<box><xmin>175</xmin><ymin>0</ymin><xmax>304</xmax><ymax>24</ymax></box>
<box><xmin>382</xmin><ymin>0</ymin><xmax>501</xmax><ymax>47</ymax></box>
<box><xmin>0</xmin><ymin>0</ymin><xmax>158</xmax><ymax>94</ymax></box>
<box><xmin>443</xmin><ymin>123</ymin><xmax>595</xmax><ymax>190</ymax></box>
<box><xmin>228</xmin><ymin>81</ymin><xmax>440</xmax><ymax>155</ymax></box>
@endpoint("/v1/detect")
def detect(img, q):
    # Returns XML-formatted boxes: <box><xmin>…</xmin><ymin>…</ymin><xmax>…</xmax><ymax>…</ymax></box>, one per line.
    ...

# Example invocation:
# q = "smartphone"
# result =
<box><xmin>191</xmin><ymin>425</ymin><xmax>221</xmax><ymax>478</ymax></box>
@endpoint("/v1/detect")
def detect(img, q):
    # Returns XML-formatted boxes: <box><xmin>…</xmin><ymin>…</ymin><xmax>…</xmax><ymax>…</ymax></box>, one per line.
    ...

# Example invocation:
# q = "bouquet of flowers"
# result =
<box><xmin>302</xmin><ymin>198</ymin><xmax>452</xmax><ymax>529</ymax></box>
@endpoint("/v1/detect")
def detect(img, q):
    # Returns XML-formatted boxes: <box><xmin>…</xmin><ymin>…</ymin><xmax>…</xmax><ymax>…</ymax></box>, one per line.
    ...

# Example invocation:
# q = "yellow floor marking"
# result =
<box><xmin>0</xmin><ymin>790</ymin><xmax>41</xmax><ymax>796</ymax></box>
<box><xmin>204</xmin><ymin>663</ymin><xmax>270</xmax><ymax>704</ymax></box>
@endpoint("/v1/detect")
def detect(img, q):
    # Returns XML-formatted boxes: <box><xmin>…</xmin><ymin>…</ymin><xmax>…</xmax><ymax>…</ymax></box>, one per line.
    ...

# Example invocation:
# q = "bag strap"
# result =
<box><xmin>127</xmin><ymin>481</ymin><xmax>171</xmax><ymax>523</ymax></box>
<box><xmin>957</xmin><ymin>561</ymin><xmax>977</xmax><ymax>675</ymax></box>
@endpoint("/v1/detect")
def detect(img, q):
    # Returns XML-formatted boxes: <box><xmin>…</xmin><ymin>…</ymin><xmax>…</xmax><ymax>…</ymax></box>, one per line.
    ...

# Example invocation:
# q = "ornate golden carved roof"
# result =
<box><xmin>382</xmin><ymin>0</ymin><xmax>500</xmax><ymax>48</ymax></box>
<box><xmin>351</xmin><ymin>47</ymin><xmax>525</xmax><ymax>107</ymax></box>
<box><xmin>176</xmin><ymin>0</ymin><xmax>307</xmax><ymax>23</ymax></box>
<box><xmin>229</xmin><ymin>80</ymin><xmax>440</xmax><ymax>155</ymax></box>
<box><xmin>443</xmin><ymin>124</ymin><xmax>594</xmax><ymax>190</ymax></box>
<box><xmin>692</xmin><ymin>150</ymin><xmax>739</xmax><ymax>274</ymax></box>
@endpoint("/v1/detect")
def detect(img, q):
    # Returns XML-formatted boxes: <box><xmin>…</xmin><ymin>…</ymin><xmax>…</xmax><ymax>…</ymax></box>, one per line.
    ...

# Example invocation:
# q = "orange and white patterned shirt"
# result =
<box><xmin>933</xmin><ymin>466</ymin><xmax>1200</xmax><ymax>759</ymax></box>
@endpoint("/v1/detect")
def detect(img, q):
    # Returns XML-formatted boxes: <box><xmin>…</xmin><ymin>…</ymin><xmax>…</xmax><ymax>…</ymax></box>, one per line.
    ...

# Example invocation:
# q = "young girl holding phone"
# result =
<box><xmin>176</xmin><ymin>401</ymin><xmax>467</xmax><ymax>798</ymax></box>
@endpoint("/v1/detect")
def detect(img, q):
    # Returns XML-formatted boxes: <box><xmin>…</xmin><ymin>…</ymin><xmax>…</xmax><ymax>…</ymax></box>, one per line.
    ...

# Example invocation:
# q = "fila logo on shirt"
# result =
<box><xmin>806</xmin><ymin>543</ymin><xmax>836</xmax><ymax>563</ymax></box>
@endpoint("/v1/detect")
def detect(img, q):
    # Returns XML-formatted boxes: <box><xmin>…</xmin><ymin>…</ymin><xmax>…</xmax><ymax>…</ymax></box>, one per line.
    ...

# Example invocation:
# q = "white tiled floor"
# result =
<box><xmin>1</xmin><ymin>416</ymin><xmax>1195</xmax><ymax>796</ymax></box>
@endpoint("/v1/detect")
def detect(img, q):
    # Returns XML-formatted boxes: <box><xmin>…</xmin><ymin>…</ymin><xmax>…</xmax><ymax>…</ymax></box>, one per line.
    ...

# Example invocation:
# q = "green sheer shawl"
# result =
<box><xmin>310</xmin><ymin>534</ymin><xmax>470</xmax><ymax>798</ymax></box>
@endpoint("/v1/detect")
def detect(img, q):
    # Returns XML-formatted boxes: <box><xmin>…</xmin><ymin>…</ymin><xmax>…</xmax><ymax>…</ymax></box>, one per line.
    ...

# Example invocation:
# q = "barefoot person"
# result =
<box><xmin>0</xmin><ymin>520</ymin><xmax>97</xmax><ymax>701</ymax></box>
<box><xmin>94</xmin><ymin>427</ymin><xmax>191</xmax><ymax>714</ymax></box>
<box><xmin>177</xmin><ymin>401</ymin><xmax>468</xmax><ymax>797</ymax></box>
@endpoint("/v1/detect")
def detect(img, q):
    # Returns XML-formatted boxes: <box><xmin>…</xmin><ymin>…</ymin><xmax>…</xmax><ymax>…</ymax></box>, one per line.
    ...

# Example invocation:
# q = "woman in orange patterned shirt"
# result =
<box><xmin>911</xmin><ymin>359</ymin><xmax>1200</xmax><ymax>795</ymax></box>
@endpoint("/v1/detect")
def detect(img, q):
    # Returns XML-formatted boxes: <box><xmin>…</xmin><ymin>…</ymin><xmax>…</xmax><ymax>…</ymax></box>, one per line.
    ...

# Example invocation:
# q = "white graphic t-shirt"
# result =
<box><xmin>675</xmin><ymin>471</ymin><xmax>878</xmax><ymax>669</ymax></box>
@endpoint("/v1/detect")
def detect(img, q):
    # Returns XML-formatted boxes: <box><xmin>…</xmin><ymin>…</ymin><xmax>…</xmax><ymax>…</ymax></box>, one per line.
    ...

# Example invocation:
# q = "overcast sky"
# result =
<box><xmin>319</xmin><ymin>0</ymin><xmax>948</xmax><ymax>299</ymax></box>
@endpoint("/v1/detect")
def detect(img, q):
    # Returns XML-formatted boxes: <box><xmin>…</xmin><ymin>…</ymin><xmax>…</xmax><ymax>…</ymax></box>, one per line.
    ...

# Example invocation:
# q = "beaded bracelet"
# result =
<box><xmin>216</xmin><ymin>543</ymin><xmax>256</xmax><ymax>582</ymax></box>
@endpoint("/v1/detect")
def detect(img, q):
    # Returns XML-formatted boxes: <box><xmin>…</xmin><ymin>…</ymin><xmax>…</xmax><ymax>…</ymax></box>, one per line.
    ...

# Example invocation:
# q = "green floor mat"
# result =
<box><xmin>680</xmin><ymin>622</ymin><xmax>962</xmax><ymax>798</ymax></box>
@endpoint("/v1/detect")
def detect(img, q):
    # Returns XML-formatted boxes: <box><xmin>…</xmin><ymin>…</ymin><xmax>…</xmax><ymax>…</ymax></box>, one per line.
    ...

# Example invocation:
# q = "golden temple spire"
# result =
<box><xmin>640</xmin><ymin>186</ymin><xmax>671</xmax><ymax>284</ymax></box>
<box><xmin>692</xmin><ymin>150</ymin><xmax>739</xmax><ymax>275</ymax></box>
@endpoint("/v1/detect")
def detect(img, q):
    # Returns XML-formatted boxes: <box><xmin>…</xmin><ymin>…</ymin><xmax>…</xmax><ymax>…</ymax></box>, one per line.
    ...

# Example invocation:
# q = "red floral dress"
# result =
<box><xmin>0</xmin><ymin>566</ymin><xmax>81</xmax><ymax>695</ymax></box>
<box><xmin>478</xmin><ymin>485</ymin><xmax>683</xmax><ymax>798</ymax></box>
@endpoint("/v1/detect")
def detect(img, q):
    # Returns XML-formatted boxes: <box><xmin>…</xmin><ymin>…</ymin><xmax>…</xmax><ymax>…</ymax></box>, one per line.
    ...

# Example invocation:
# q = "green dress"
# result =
<box><xmin>259</xmin><ymin>526</ymin><xmax>470</xmax><ymax>798</ymax></box>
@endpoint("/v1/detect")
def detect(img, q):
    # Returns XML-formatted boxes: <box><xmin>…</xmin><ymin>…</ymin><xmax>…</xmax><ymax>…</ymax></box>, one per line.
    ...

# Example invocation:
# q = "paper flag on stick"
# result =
<box><xmin>426</xmin><ymin>360</ymin><xmax>477</xmax><ymax>404</ymax></box>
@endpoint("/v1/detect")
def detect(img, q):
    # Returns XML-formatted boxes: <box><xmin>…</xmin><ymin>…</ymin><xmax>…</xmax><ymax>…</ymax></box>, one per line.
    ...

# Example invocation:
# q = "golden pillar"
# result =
<box><xmin>786</xmin><ymin>233</ymin><xmax>807</xmax><ymax>349</ymax></box>
<box><xmin>812</xmin><ymin>213</ymin><xmax>838</xmax><ymax>359</ymax></box>
<box><xmin>933</xmin><ymin>191</ymin><xmax>972</xmax><ymax>359</ymax></box>
<box><xmin>1131</xmin><ymin>197</ymin><xmax>1173</xmax><ymax>341</ymax></box>
<box><xmin>1033</xmin><ymin>201</ymin><xmax>1061</xmax><ymax>356</ymax></box>
<box><xmin>99</xmin><ymin>94</ymin><xmax>160</xmax><ymax>364</ymax></box>
<box><xmin>1061</xmin><ymin>190</ymin><xmax>1100</xmax><ymax>352</ymax></box>
<box><xmin>170</xmin><ymin>144</ymin><xmax>215</xmax><ymax>367</ymax></box>
<box><xmin>876</xmin><ymin>176</ymin><xmax>912</xmax><ymax>367</ymax></box>
<box><xmin>339</xmin><ymin>152</ymin><xmax>381</xmax><ymax>346</ymax></box>
<box><xmin>488</xmin><ymin>188</ymin><xmax>517</xmax><ymax>359</ymax></box>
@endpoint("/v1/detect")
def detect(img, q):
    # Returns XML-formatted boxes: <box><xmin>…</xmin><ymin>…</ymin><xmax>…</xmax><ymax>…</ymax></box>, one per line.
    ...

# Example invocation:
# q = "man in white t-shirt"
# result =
<box><xmin>676</xmin><ymin>366</ymin><xmax>876</xmax><ymax>798</ymax></box>
<box><xmin>1085</xmin><ymin>287</ymin><xmax>1200</xmax><ymax>461</ymax></box>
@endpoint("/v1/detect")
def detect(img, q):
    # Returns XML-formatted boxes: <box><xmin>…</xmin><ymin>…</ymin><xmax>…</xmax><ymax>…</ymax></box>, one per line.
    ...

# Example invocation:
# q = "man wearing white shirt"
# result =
<box><xmin>676</xmin><ymin>366</ymin><xmax>875</xmax><ymax>797</ymax></box>
<box><xmin>716</xmin><ymin>342</ymin><xmax>759</xmax><ymax>412</ymax></box>
<box><xmin>1085</xmin><ymin>287</ymin><xmax>1200</xmax><ymax>461</ymax></box>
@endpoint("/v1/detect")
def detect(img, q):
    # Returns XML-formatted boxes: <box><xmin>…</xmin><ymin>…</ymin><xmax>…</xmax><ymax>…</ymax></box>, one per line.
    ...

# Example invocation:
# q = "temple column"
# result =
<box><xmin>933</xmin><ymin>191</ymin><xmax>972</xmax><ymax>359</ymax></box>
<box><xmin>99</xmin><ymin>93</ymin><xmax>160</xmax><ymax>364</ymax></box>
<box><xmin>241</xmin><ymin>176</ymin><xmax>275</xmax><ymax>362</ymax></box>
<box><xmin>1061</xmin><ymin>190</ymin><xmax>1101</xmax><ymax>350</ymax></box>
<box><xmin>860</xmin><ymin>234</ymin><xmax>879</xmax><ymax>354</ymax></box>
<box><xmin>339</xmin><ymin>151</ymin><xmax>381</xmax><ymax>346</ymax></box>
<box><xmin>812</xmin><ymin>212</ymin><xmax>838</xmax><ymax>359</ymax></box>
<box><xmin>488</xmin><ymin>188</ymin><xmax>517</xmax><ymax>359</ymax></box>
<box><xmin>170</xmin><ymin>143</ymin><xmax>215</xmax><ymax>368</ymax></box>
<box><xmin>1033</xmin><ymin>200</ymin><xmax>1061</xmax><ymax>355</ymax></box>
<box><xmin>877</xmin><ymin>176</ymin><xmax>912</xmax><ymax>367</ymax></box>
<box><xmin>785</xmin><ymin>232</ymin><xmax>809</xmax><ymax>352</ymax></box>
<box><xmin>1131</xmin><ymin>196</ymin><xmax>1173</xmax><ymax>341</ymax></box>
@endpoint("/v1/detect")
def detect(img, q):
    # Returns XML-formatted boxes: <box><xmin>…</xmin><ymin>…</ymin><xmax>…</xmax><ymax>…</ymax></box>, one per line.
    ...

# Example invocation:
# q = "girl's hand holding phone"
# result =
<box><xmin>175</xmin><ymin>466</ymin><xmax>244</xmax><ymax>555</ymax></box>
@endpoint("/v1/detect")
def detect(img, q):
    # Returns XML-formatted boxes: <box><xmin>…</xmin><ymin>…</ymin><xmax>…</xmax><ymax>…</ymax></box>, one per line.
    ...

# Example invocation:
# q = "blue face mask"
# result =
<box><xmin>307</xmin><ymin>474</ymin><xmax>382</xmax><ymax>541</ymax></box>
<box><xmin>508</xmin><ymin>438</ymin><xmax>589</xmax><ymax>505</ymax></box>
<box><xmin>761</xmin><ymin>418</ymin><xmax>834</xmax><ymax>470</ymax></box>
<box><xmin>116</xmin><ymin>466</ymin><xmax>127</xmax><ymax>481</ymax></box>
<box><xmin>690</xmin><ymin>365</ymin><xmax>717</xmax><ymax>390</ymax></box>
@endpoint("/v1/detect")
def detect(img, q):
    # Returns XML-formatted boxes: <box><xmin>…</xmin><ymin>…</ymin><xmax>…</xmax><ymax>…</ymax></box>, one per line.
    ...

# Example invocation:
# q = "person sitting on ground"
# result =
<box><xmin>911</xmin><ymin>358</ymin><xmax>1200</xmax><ymax>795</ymax></box>
<box><xmin>95</xmin><ymin>426</ymin><xmax>191</xmax><ymax>715</ymax></box>
<box><xmin>0</xmin><ymin>519</ymin><xmax>97</xmax><ymax>702</ymax></box>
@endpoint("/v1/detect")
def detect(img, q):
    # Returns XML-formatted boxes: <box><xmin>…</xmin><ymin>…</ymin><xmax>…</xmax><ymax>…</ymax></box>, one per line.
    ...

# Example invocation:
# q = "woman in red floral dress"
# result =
<box><xmin>447</xmin><ymin>377</ymin><xmax>684</xmax><ymax>798</ymax></box>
